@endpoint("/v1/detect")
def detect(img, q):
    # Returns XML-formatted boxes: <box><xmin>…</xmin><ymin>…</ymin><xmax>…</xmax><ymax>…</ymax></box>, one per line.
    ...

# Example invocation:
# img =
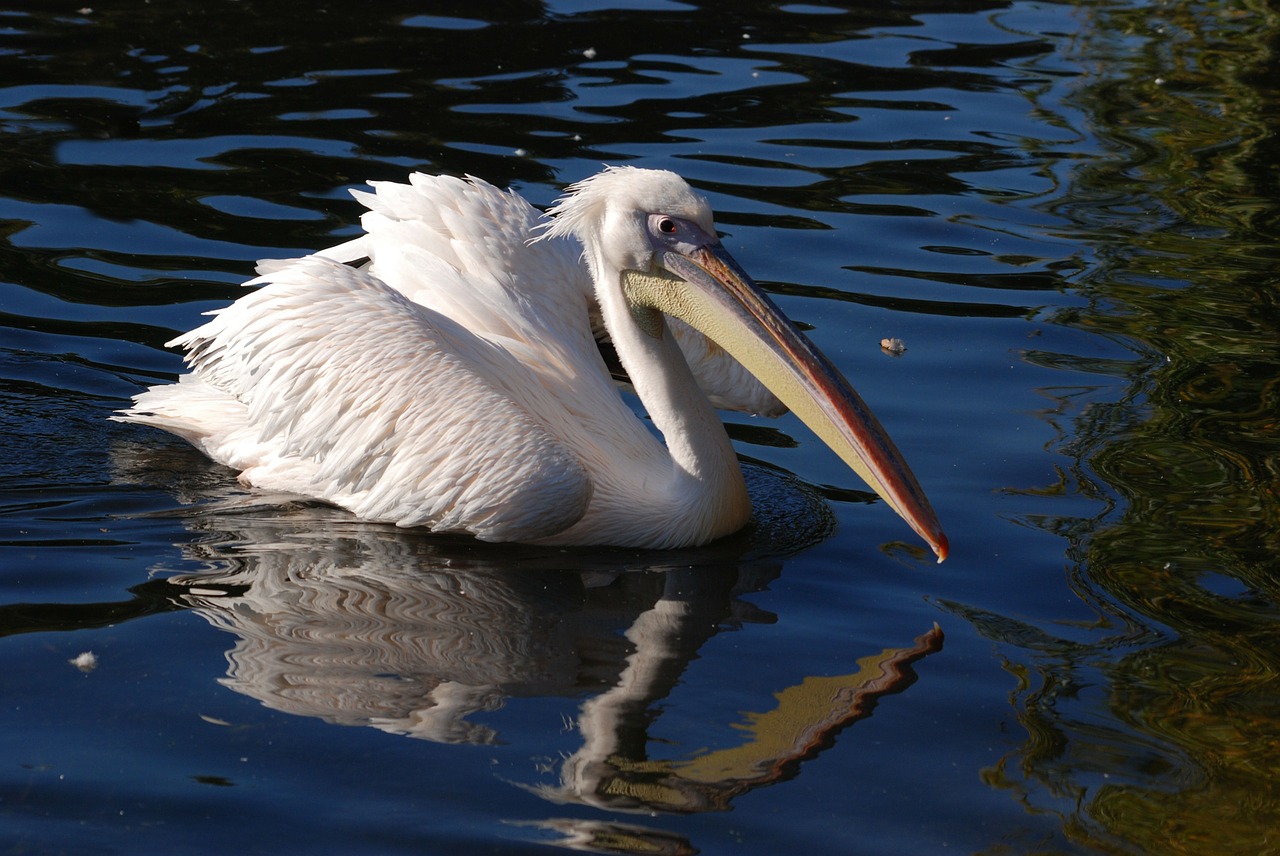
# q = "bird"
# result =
<box><xmin>115</xmin><ymin>166</ymin><xmax>947</xmax><ymax>559</ymax></box>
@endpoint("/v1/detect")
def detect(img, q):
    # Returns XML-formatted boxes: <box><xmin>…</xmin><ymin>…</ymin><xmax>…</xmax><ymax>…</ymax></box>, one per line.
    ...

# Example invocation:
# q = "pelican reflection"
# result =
<box><xmin>158</xmin><ymin>502</ymin><xmax>941</xmax><ymax>821</ymax></box>
<box><xmin>108</xmin><ymin>445</ymin><xmax>946</xmax><ymax>853</ymax></box>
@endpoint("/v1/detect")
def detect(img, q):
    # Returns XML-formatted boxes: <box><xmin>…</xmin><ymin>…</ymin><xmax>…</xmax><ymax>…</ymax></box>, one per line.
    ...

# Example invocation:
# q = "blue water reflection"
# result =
<box><xmin>3</xmin><ymin>0</ymin><xmax>1278</xmax><ymax>853</ymax></box>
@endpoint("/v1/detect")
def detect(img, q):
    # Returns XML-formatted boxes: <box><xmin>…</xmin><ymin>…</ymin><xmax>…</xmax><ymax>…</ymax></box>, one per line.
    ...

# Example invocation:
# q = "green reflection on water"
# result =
<box><xmin>993</xmin><ymin>0</ymin><xmax>1280</xmax><ymax>852</ymax></box>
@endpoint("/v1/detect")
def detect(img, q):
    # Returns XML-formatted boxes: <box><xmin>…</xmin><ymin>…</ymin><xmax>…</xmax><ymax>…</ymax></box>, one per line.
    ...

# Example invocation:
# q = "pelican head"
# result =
<box><xmin>543</xmin><ymin>166</ymin><xmax>948</xmax><ymax>561</ymax></box>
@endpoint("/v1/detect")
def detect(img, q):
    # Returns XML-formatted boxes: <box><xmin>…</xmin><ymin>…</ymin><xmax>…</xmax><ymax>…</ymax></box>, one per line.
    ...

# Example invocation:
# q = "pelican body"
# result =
<box><xmin>116</xmin><ymin>167</ymin><xmax>947</xmax><ymax>558</ymax></box>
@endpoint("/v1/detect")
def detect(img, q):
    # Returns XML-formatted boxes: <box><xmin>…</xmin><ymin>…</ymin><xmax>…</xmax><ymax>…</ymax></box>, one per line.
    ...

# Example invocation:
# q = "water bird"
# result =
<box><xmin>116</xmin><ymin>167</ymin><xmax>947</xmax><ymax>558</ymax></box>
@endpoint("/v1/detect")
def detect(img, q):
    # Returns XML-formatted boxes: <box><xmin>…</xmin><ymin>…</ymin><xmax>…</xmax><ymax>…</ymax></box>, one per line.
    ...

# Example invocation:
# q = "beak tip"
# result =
<box><xmin>932</xmin><ymin>533</ymin><xmax>949</xmax><ymax>563</ymax></box>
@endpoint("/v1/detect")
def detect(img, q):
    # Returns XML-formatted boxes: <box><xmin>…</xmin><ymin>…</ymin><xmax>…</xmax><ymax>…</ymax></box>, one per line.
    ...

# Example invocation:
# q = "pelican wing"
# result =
<box><xmin>311</xmin><ymin>172</ymin><xmax>783</xmax><ymax>417</ymax></box>
<box><xmin>120</xmin><ymin>257</ymin><xmax>592</xmax><ymax>542</ymax></box>
<box><xmin>327</xmin><ymin>173</ymin><xmax>588</xmax><ymax>348</ymax></box>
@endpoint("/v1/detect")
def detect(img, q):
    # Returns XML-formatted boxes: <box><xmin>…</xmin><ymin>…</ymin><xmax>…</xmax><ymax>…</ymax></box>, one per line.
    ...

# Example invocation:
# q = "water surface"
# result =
<box><xmin>2</xmin><ymin>1</ymin><xmax>1278</xmax><ymax>854</ymax></box>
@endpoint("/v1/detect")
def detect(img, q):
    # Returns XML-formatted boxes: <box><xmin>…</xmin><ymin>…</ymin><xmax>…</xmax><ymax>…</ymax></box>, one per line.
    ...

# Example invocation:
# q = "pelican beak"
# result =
<box><xmin>622</xmin><ymin>243</ymin><xmax>948</xmax><ymax>562</ymax></box>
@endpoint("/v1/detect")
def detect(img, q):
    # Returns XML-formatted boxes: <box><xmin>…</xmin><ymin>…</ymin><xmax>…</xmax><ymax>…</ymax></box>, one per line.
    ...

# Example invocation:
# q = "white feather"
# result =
<box><xmin>118</xmin><ymin>170</ymin><xmax>778</xmax><ymax>547</ymax></box>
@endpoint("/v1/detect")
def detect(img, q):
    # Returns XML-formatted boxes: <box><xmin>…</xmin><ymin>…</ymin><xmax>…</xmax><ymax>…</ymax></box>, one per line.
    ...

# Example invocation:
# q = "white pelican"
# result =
<box><xmin>116</xmin><ymin>167</ymin><xmax>947</xmax><ymax>559</ymax></box>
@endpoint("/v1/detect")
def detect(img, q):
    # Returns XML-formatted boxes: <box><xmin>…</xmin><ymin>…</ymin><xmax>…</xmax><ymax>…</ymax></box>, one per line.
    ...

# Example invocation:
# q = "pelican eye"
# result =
<box><xmin>647</xmin><ymin>213</ymin><xmax>715</xmax><ymax>257</ymax></box>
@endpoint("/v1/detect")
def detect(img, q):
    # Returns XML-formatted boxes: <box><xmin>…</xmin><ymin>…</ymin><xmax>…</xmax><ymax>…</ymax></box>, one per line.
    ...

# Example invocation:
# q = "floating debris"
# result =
<box><xmin>880</xmin><ymin>337</ymin><xmax>907</xmax><ymax>356</ymax></box>
<box><xmin>69</xmin><ymin>651</ymin><xmax>98</xmax><ymax>673</ymax></box>
<box><xmin>582</xmin><ymin>47</ymin><xmax>597</xmax><ymax>60</ymax></box>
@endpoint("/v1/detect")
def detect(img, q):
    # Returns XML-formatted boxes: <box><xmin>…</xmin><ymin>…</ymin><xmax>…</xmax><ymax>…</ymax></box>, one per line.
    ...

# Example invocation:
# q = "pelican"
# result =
<box><xmin>115</xmin><ymin>167</ymin><xmax>947</xmax><ymax>559</ymax></box>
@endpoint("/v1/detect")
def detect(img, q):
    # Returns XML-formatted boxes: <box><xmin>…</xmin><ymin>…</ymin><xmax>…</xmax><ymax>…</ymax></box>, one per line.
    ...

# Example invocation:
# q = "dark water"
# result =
<box><xmin>3</xmin><ymin>1</ymin><xmax>1279</xmax><ymax>854</ymax></box>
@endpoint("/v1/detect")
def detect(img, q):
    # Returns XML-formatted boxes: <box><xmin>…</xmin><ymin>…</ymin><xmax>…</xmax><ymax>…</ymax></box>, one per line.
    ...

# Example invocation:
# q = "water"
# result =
<box><xmin>2</xmin><ymin>1</ymin><xmax>1278</xmax><ymax>853</ymax></box>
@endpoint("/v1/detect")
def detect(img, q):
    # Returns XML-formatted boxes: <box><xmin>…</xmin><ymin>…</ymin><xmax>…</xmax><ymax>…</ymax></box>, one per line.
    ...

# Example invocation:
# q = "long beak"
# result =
<box><xmin>623</xmin><ymin>244</ymin><xmax>948</xmax><ymax>562</ymax></box>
